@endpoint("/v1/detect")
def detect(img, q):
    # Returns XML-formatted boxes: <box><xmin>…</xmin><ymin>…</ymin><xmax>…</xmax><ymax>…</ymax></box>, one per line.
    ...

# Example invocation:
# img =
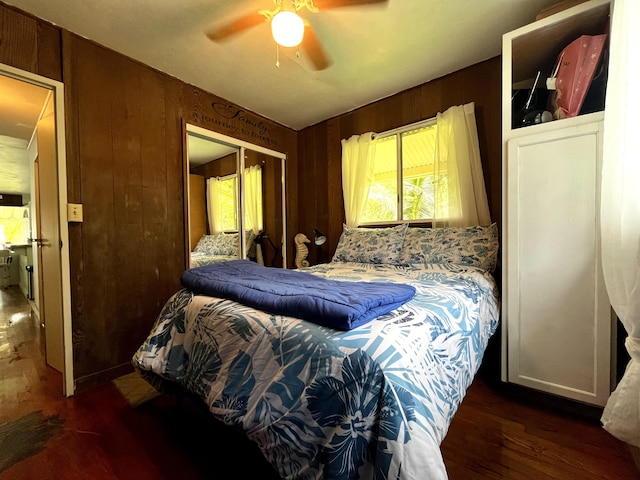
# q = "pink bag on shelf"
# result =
<box><xmin>547</xmin><ymin>34</ymin><xmax>607</xmax><ymax>119</ymax></box>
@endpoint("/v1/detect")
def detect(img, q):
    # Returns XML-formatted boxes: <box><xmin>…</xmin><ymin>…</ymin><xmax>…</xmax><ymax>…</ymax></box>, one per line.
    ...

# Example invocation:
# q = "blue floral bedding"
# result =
<box><xmin>189</xmin><ymin>252</ymin><xmax>238</xmax><ymax>268</ymax></box>
<box><xmin>133</xmin><ymin>262</ymin><xmax>500</xmax><ymax>479</ymax></box>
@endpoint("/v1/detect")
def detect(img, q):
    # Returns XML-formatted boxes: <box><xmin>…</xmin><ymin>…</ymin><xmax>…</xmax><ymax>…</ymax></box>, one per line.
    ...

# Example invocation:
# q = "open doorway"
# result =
<box><xmin>0</xmin><ymin>63</ymin><xmax>73</xmax><ymax>396</ymax></box>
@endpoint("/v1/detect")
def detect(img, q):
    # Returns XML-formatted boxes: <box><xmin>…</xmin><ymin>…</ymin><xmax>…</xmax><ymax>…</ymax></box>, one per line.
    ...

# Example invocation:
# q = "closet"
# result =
<box><xmin>501</xmin><ymin>0</ymin><xmax>614</xmax><ymax>406</ymax></box>
<box><xmin>184</xmin><ymin>124</ymin><xmax>287</xmax><ymax>268</ymax></box>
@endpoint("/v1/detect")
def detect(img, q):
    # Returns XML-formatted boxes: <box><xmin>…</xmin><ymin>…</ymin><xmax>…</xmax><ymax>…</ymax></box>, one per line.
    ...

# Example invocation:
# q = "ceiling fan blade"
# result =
<box><xmin>205</xmin><ymin>13</ymin><xmax>265</xmax><ymax>42</ymax></box>
<box><xmin>312</xmin><ymin>0</ymin><xmax>388</xmax><ymax>10</ymax></box>
<box><xmin>302</xmin><ymin>26</ymin><xmax>332</xmax><ymax>71</ymax></box>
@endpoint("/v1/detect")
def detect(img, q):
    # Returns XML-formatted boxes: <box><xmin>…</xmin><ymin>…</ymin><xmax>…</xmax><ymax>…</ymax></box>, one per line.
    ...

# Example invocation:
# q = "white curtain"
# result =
<box><xmin>244</xmin><ymin>165</ymin><xmax>264</xmax><ymax>261</ymax></box>
<box><xmin>341</xmin><ymin>132</ymin><xmax>376</xmax><ymax>227</ymax></box>
<box><xmin>244</xmin><ymin>165</ymin><xmax>263</xmax><ymax>233</ymax></box>
<box><xmin>433</xmin><ymin>102</ymin><xmax>491</xmax><ymax>227</ymax></box>
<box><xmin>206</xmin><ymin>177</ymin><xmax>223</xmax><ymax>235</ymax></box>
<box><xmin>600</xmin><ymin>0</ymin><xmax>640</xmax><ymax>448</ymax></box>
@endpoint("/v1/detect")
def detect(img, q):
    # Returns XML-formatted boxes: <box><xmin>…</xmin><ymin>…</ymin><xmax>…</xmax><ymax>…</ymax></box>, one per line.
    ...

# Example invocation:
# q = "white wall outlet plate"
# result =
<box><xmin>67</xmin><ymin>203</ymin><xmax>83</xmax><ymax>222</ymax></box>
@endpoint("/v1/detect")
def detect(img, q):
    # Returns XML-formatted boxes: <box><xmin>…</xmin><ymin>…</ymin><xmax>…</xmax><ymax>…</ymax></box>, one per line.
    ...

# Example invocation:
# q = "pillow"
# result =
<box><xmin>398</xmin><ymin>223</ymin><xmax>499</xmax><ymax>272</ymax></box>
<box><xmin>193</xmin><ymin>233</ymin><xmax>239</xmax><ymax>256</ymax></box>
<box><xmin>332</xmin><ymin>223</ymin><xmax>408</xmax><ymax>265</ymax></box>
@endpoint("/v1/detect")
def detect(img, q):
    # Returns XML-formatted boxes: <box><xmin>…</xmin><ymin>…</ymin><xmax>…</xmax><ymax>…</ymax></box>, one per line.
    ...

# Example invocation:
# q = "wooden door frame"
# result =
<box><xmin>0</xmin><ymin>63</ymin><xmax>74</xmax><ymax>396</ymax></box>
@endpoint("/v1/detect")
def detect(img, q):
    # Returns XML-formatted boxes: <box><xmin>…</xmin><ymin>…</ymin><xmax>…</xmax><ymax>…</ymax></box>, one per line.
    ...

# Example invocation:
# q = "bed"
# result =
<box><xmin>189</xmin><ymin>231</ymin><xmax>255</xmax><ymax>268</ymax></box>
<box><xmin>134</xmin><ymin>223</ymin><xmax>500</xmax><ymax>479</ymax></box>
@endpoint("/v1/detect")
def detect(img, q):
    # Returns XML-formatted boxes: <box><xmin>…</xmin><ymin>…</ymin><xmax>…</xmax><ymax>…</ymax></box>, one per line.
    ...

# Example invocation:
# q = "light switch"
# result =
<box><xmin>67</xmin><ymin>203</ymin><xmax>83</xmax><ymax>222</ymax></box>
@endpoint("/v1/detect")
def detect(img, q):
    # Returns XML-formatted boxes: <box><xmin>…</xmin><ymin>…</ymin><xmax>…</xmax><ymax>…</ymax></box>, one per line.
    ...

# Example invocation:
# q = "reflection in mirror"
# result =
<box><xmin>186</xmin><ymin>128</ymin><xmax>241</xmax><ymax>268</ymax></box>
<box><xmin>185</xmin><ymin>124</ymin><xmax>287</xmax><ymax>269</ymax></box>
<box><xmin>244</xmin><ymin>150</ymin><xmax>285</xmax><ymax>267</ymax></box>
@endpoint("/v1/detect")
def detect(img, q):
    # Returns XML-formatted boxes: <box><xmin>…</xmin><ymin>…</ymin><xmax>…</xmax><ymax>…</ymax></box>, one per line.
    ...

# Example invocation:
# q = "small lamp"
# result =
<box><xmin>271</xmin><ymin>10</ymin><xmax>305</xmax><ymax>48</ymax></box>
<box><xmin>313</xmin><ymin>229</ymin><xmax>326</xmax><ymax>246</ymax></box>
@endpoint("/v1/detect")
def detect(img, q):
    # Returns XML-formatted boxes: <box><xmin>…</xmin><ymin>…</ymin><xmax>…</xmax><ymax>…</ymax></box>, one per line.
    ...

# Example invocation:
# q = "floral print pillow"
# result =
<box><xmin>332</xmin><ymin>224</ymin><xmax>408</xmax><ymax>265</ymax></box>
<box><xmin>398</xmin><ymin>223</ymin><xmax>499</xmax><ymax>272</ymax></box>
<box><xmin>193</xmin><ymin>233</ymin><xmax>239</xmax><ymax>256</ymax></box>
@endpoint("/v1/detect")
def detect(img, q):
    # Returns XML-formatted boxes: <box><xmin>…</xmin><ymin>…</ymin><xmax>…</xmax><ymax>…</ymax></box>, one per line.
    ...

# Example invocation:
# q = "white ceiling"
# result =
<box><xmin>0</xmin><ymin>75</ymin><xmax>49</xmax><ymax>196</ymax></box>
<box><xmin>3</xmin><ymin>0</ymin><xmax>560</xmax><ymax>130</ymax></box>
<box><xmin>0</xmin><ymin>0</ymin><xmax>561</xmax><ymax>196</ymax></box>
<box><xmin>188</xmin><ymin>134</ymin><xmax>237</xmax><ymax>167</ymax></box>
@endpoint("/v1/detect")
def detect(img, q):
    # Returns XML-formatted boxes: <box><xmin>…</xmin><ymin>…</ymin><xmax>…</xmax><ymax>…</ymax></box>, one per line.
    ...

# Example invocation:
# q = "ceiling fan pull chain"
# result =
<box><xmin>276</xmin><ymin>43</ymin><xmax>280</xmax><ymax>68</ymax></box>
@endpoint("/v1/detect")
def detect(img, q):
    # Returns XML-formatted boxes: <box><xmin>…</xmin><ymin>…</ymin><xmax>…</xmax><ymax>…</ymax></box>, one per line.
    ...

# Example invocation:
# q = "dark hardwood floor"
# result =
<box><xmin>1</xmin><ymin>285</ymin><xmax>638</xmax><ymax>479</ymax></box>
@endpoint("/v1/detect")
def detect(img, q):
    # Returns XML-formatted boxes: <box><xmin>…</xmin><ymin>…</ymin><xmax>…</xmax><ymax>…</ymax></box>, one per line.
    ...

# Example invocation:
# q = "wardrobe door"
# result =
<box><xmin>505</xmin><ymin>119</ymin><xmax>612</xmax><ymax>406</ymax></box>
<box><xmin>188</xmin><ymin>174</ymin><xmax>206</xmax><ymax>249</ymax></box>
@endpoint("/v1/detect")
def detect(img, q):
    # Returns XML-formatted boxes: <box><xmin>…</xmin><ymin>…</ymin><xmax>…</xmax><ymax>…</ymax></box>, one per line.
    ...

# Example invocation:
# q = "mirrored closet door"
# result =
<box><xmin>184</xmin><ymin>123</ymin><xmax>287</xmax><ymax>269</ymax></box>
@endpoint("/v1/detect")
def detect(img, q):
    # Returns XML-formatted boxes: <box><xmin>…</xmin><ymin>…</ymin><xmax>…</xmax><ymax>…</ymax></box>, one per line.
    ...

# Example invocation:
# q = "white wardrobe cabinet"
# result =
<box><xmin>500</xmin><ymin>0</ymin><xmax>613</xmax><ymax>406</ymax></box>
<box><xmin>503</xmin><ymin>117</ymin><xmax>612</xmax><ymax>406</ymax></box>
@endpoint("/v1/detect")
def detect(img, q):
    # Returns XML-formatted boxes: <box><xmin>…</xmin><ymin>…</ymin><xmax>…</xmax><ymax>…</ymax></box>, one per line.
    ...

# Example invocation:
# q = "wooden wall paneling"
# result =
<box><xmin>0</xmin><ymin>4</ymin><xmax>37</xmax><ymax>73</ymax></box>
<box><xmin>295</xmin><ymin>128</ymin><xmax>312</xmax><ymax>260</ymax></box>
<box><xmin>160</xmin><ymin>75</ymin><xmax>187</xmax><ymax>305</ymax></box>
<box><xmin>283</xmin><ymin>130</ymin><xmax>298</xmax><ymax>268</ymax></box>
<box><xmin>0</xmin><ymin>2</ymin><xmax>61</xmax><ymax>80</ymax></box>
<box><xmin>417</xmin><ymin>80</ymin><xmax>443</xmax><ymax>120</ymax></box>
<box><xmin>439</xmin><ymin>68</ymin><xmax>468</xmax><ymax>115</ymax></box>
<box><xmin>111</xmin><ymin>55</ymin><xmax>145</xmax><ymax>365</ymax></box>
<box><xmin>72</xmin><ymin>38</ymin><xmax>118</xmax><ymax>378</ymax></box>
<box><xmin>36</xmin><ymin>21</ymin><xmax>61</xmax><ymax>81</ymax></box>
<box><xmin>61</xmin><ymin>32</ymin><xmax>81</xmax><ymax>203</ymax></box>
<box><xmin>310</xmin><ymin>126</ymin><xmax>329</xmax><ymax>264</ymax></box>
<box><xmin>68</xmin><ymin>36</ymin><xmax>188</xmax><ymax>388</ymax></box>
<box><xmin>401</xmin><ymin>85</ymin><xmax>426</xmax><ymax>126</ymax></box>
<box><xmin>364</xmin><ymin>93</ymin><xmax>405</xmax><ymax>134</ymax></box>
<box><xmin>139</xmin><ymin>69</ymin><xmax>185</xmax><ymax>352</ymax></box>
<box><xmin>475</xmin><ymin>57</ymin><xmax>502</xmax><ymax>229</ymax></box>
<box><xmin>325</xmin><ymin>118</ymin><xmax>344</xmax><ymax>263</ymax></box>
<box><xmin>61</xmin><ymin>32</ymin><xmax>85</xmax><ymax>374</ymax></box>
<box><xmin>187</xmin><ymin>85</ymin><xmax>291</xmax><ymax>153</ymax></box>
<box><xmin>322</xmin><ymin>119</ymin><xmax>348</xmax><ymax>262</ymax></box>
<box><xmin>297</xmin><ymin>123</ymin><xmax>332</xmax><ymax>265</ymax></box>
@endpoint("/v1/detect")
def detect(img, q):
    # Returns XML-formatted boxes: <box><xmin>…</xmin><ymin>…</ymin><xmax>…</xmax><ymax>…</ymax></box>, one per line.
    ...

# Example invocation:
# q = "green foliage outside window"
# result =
<box><xmin>361</xmin><ymin>123</ymin><xmax>447</xmax><ymax>224</ymax></box>
<box><xmin>219</xmin><ymin>176</ymin><xmax>238</xmax><ymax>231</ymax></box>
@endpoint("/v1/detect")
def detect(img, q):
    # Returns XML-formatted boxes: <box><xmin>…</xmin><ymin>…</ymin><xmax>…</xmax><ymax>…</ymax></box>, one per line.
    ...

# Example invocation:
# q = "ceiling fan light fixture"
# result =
<box><xmin>271</xmin><ymin>11</ymin><xmax>304</xmax><ymax>47</ymax></box>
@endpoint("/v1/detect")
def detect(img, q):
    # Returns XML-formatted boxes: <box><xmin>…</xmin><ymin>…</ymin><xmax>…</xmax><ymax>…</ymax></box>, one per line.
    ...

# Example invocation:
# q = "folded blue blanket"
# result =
<box><xmin>181</xmin><ymin>260</ymin><xmax>416</xmax><ymax>330</ymax></box>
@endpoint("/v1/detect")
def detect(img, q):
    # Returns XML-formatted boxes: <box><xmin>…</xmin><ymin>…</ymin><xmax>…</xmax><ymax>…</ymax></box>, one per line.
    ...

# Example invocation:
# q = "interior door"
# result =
<box><xmin>35</xmin><ymin>93</ymin><xmax>65</xmax><ymax>375</ymax></box>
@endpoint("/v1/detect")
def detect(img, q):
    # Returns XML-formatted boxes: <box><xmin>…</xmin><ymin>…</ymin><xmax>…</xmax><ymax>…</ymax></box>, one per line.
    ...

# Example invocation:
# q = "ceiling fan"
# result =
<box><xmin>205</xmin><ymin>0</ymin><xmax>389</xmax><ymax>71</ymax></box>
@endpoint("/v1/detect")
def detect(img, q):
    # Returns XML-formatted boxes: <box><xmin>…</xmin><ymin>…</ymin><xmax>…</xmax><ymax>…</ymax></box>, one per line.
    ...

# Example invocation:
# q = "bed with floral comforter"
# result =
<box><xmin>133</xmin><ymin>260</ymin><xmax>500</xmax><ymax>480</ymax></box>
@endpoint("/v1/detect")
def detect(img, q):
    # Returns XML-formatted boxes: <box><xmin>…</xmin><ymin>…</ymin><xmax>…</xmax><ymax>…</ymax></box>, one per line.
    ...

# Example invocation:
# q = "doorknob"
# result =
<box><xmin>28</xmin><ymin>237</ymin><xmax>45</xmax><ymax>247</ymax></box>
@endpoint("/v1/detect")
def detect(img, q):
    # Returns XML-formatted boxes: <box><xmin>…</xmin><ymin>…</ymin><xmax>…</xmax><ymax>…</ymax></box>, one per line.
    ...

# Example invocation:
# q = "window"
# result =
<box><xmin>217</xmin><ymin>175</ymin><xmax>238</xmax><ymax>232</ymax></box>
<box><xmin>0</xmin><ymin>206</ymin><xmax>30</xmax><ymax>244</ymax></box>
<box><xmin>208</xmin><ymin>166</ymin><xmax>263</xmax><ymax>235</ymax></box>
<box><xmin>361</xmin><ymin>120</ymin><xmax>446</xmax><ymax>225</ymax></box>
